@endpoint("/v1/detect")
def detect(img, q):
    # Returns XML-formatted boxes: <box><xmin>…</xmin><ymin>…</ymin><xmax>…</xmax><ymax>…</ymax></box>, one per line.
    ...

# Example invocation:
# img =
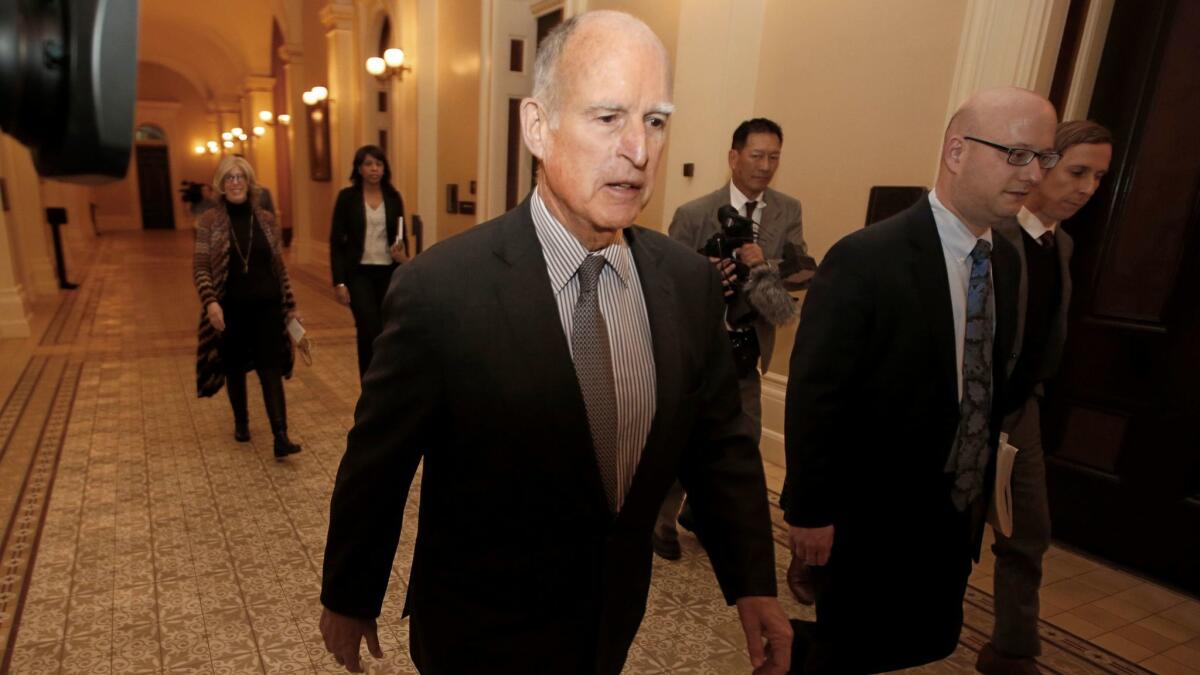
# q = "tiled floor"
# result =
<box><xmin>0</xmin><ymin>230</ymin><xmax>1197</xmax><ymax>674</ymax></box>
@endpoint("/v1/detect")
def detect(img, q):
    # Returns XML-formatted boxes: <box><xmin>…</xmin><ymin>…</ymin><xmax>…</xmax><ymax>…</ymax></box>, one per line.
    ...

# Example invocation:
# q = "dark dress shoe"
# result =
<box><xmin>273</xmin><ymin>435</ymin><xmax>302</xmax><ymax>459</ymax></box>
<box><xmin>677</xmin><ymin>504</ymin><xmax>695</xmax><ymax>533</ymax></box>
<box><xmin>234</xmin><ymin>421</ymin><xmax>250</xmax><ymax>443</ymax></box>
<box><xmin>975</xmin><ymin>643</ymin><xmax>1041</xmax><ymax>674</ymax></box>
<box><xmin>652</xmin><ymin>531</ymin><xmax>682</xmax><ymax>561</ymax></box>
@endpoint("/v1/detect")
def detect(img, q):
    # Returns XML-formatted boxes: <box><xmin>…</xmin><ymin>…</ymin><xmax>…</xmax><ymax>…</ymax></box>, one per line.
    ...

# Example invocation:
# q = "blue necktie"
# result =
<box><xmin>946</xmin><ymin>239</ymin><xmax>994</xmax><ymax>511</ymax></box>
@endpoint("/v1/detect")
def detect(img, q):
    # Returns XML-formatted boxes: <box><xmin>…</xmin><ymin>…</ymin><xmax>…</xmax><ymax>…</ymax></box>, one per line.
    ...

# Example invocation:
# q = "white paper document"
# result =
<box><xmin>988</xmin><ymin>432</ymin><xmax>1020</xmax><ymax>537</ymax></box>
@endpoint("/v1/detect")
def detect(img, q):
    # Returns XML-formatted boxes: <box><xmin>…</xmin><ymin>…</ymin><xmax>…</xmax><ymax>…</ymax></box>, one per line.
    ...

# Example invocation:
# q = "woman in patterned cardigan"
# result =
<box><xmin>194</xmin><ymin>156</ymin><xmax>302</xmax><ymax>459</ymax></box>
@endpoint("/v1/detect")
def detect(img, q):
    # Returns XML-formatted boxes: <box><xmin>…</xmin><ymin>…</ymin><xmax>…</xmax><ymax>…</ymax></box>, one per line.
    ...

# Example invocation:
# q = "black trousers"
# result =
<box><xmin>347</xmin><ymin>263</ymin><xmax>397</xmax><ymax>377</ymax></box>
<box><xmin>219</xmin><ymin>299</ymin><xmax>289</xmax><ymax>436</ymax></box>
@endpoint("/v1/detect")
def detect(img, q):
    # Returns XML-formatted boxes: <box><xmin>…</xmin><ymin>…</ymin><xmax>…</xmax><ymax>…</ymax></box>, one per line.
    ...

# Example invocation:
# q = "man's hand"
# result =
<box><xmin>708</xmin><ymin>256</ymin><xmax>738</xmax><ymax>297</ymax></box>
<box><xmin>737</xmin><ymin>242</ymin><xmax>766</xmax><ymax>268</ymax></box>
<box><xmin>320</xmin><ymin>607</ymin><xmax>383</xmax><ymax>673</ymax></box>
<box><xmin>789</xmin><ymin>524</ymin><xmax>834</xmax><ymax>566</ymax></box>
<box><xmin>735</xmin><ymin>596</ymin><xmax>793</xmax><ymax>674</ymax></box>
<box><xmin>335</xmin><ymin>285</ymin><xmax>351</xmax><ymax>306</ymax></box>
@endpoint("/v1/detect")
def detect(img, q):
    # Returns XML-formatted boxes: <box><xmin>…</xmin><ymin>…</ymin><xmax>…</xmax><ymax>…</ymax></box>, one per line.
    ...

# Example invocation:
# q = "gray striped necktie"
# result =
<box><xmin>571</xmin><ymin>254</ymin><xmax>620</xmax><ymax>510</ymax></box>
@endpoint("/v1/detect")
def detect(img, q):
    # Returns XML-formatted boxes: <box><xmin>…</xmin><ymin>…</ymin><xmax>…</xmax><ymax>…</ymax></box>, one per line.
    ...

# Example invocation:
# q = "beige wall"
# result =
<box><xmin>762</xmin><ymin>0</ymin><xmax>967</xmax><ymax>375</ymax></box>
<box><xmin>436</xmin><ymin>0</ymin><xmax>482</xmax><ymax>239</ymax></box>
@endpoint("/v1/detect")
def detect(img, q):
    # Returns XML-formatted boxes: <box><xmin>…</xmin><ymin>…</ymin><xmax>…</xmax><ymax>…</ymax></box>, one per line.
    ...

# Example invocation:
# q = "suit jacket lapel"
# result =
<box><xmin>994</xmin><ymin>220</ymin><xmax>1027</xmax><ymax>375</ymax></box>
<box><xmin>907</xmin><ymin>201</ymin><xmax>960</xmax><ymax>416</ymax></box>
<box><xmin>491</xmin><ymin>200</ymin><xmax>611</xmax><ymax>514</ymax></box>
<box><xmin>757</xmin><ymin>187</ymin><xmax>783</xmax><ymax>253</ymax></box>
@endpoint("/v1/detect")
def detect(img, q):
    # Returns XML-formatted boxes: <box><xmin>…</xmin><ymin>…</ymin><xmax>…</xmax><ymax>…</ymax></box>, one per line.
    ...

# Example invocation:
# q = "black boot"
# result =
<box><xmin>261</xmin><ymin>371</ymin><xmax>301</xmax><ymax>459</ymax></box>
<box><xmin>226</xmin><ymin>370</ymin><xmax>251</xmax><ymax>442</ymax></box>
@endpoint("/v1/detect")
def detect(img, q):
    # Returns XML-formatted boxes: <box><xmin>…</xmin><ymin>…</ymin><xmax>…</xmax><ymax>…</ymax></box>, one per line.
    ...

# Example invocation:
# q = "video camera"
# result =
<box><xmin>0</xmin><ymin>0</ymin><xmax>140</xmax><ymax>182</ymax></box>
<box><xmin>702</xmin><ymin>205</ymin><xmax>756</xmax><ymax>261</ymax></box>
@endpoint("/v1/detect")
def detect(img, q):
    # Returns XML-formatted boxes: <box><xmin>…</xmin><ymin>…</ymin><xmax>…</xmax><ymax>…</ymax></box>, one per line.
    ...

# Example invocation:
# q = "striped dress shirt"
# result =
<box><xmin>530</xmin><ymin>189</ymin><xmax>657</xmax><ymax>509</ymax></box>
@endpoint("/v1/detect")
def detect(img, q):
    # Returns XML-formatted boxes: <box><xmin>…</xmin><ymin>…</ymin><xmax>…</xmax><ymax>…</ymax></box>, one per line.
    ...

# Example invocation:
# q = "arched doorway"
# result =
<box><xmin>134</xmin><ymin>124</ymin><xmax>176</xmax><ymax>229</ymax></box>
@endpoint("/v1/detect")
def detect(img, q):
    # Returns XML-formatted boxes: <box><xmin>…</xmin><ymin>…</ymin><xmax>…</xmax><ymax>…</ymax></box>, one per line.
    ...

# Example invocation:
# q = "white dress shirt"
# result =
<box><xmin>928</xmin><ymin>190</ymin><xmax>995</xmax><ymax>402</ymax></box>
<box><xmin>1017</xmin><ymin>206</ymin><xmax>1057</xmax><ymax>240</ymax></box>
<box><xmin>729</xmin><ymin>183</ymin><xmax>763</xmax><ymax>238</ymax></box>
<box><xmin>530</xmin><ymin>187</ymin><xmax>656</xmax><ymax>510</ymax></box>
<box><xmin>360</xmin><ymin>200</ymin><xmax>392</xmax><ymax>265</ymax></box>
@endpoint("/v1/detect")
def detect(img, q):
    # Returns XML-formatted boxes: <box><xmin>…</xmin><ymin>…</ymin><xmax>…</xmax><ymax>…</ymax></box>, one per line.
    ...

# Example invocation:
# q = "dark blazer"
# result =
<box><xmin>321</xmin><ymin>197</ymin><xmax>777</xmax><ymax>675</ymax></box>
<box><xmin>668</xmin><ymin>184</ymin><xmax>811</xmax><ymax>370</ymax></box>
<box><xmin>782</xmin><ymin>197</ymin><xmax>1019</xmax><ymax>672</ymax></box>
<box><xmin>994</xmin><ymin>218</ymin><xmax>1073</xmax><ymax>385</ymax></box>
<box><xmin>329</xmin><ymin>185</ymin><xmax>405</xmax><ymax>286</ymax></box>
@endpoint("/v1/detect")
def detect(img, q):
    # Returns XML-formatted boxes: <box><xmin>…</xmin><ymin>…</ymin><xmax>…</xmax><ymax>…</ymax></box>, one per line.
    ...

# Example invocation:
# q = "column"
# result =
<box><xmin>1</xmin><ymin>137</ymin><xmax>57</xmax><ymax>297</ymax></box>
<box><xmin>243</xmin><ymin>75</ymin><xmax>279</xmax><ymax>210</ymax></box>
<box><xmin>0</xmin><ymin>199</ymin><xmax>31</xmax><ymax>337</ymax></box>
<box><xmin>322</xmin><ymin>1</ymin><xmax>361</xmax><ymax>202</ymax></box>
<box><xmin>281</xmin><ymin>43</ymin><xmax>315</xmax><ymax>264</ymax></box>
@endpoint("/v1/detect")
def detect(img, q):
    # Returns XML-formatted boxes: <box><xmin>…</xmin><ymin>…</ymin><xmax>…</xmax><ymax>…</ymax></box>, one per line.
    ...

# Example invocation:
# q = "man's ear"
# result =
<box><xmin>727</xmin><ymin>148</ymin><xmax>738</xmax><ymax>171</ymax></box>
<box><xmin>944</xmin><ymin>136</ymin><xmax>965</xmax><ymax>175</ymax></box>
<box><xmin>521</xmin><ymin>97</ymin><xmax>549</xmax><ymax>161</ymax></box>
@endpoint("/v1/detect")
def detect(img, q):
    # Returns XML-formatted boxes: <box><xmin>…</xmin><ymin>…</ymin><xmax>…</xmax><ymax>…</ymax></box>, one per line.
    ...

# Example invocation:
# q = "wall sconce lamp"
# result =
<box><xmin>258</xmin><ymin>110</ymin><xmax>291</xmax><ymax>127</ymax></box>
<box><xmin>365</xmin><ymin>48</ymin><xmax>411</xmax><ymax>81</ymax></box>
<box><xmin>302</xmin><ymin>86</ymin><xmax>329</xmax><ymax>106</ymax></box>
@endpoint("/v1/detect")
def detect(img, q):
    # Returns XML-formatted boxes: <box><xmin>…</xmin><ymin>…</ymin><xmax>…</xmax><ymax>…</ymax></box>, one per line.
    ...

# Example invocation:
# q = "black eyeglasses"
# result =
<box><xmin>964</xmin><ymin>136</ymin><xmax>1061</xmax><ymax>169</ymax></box>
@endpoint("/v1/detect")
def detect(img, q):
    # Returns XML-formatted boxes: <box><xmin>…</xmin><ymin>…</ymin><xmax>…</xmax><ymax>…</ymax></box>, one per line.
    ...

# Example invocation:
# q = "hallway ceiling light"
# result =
<box><xmin>223</xmin><ymin>140</ymin><xmax>234</xmax><ymax>149</ymax></box>
<box><xmin>258</xmin><ymin>110</ymin><xmax>273</xmax><ymax>123</ymax></box>
<box><xmin>231</xmin><ymin>127</ymin><xmax>244</xmax><ymax>137</ymax></box>
<box><xmin>252</xmin><ymin>126</ymin><xmax>265</xmax><ymax>137</ymax></box>
<box><xmin>277</xmin><ymin>114</ymin><xmax>290</xmax><ymax>125</ymax></box>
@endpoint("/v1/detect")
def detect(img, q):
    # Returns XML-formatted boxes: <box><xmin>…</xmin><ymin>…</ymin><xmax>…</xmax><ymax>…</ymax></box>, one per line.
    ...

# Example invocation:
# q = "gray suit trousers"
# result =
<box><xmin>991</xmin><ymin>395</ymin><xmax>1053</xmax><ymax>656</ymax></box>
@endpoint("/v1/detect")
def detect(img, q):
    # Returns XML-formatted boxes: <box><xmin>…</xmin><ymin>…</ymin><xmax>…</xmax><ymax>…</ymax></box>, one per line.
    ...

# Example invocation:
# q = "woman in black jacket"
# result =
<box><xmin>329</xmin><ymin>145</ymin><xmax>409</xmax><ymax>377</ymax></box>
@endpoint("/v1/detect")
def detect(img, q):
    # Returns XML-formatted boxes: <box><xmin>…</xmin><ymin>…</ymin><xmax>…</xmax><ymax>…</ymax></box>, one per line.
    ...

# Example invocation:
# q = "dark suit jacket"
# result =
<box><xmin>668</xmin><ymin>184</ymin><xmax>811</xmax><ymax>371</ymax></box>
<box><xmin>329</xmin><ymin>185</ymin><xmax>405</xmax><ymax>286</ymax></box>
<box><xmin>321</xmin><ymin>197</ymin><xmax>777</xmax><ymax>675</ymax></box>
<box><xmin>782</xmin><ymin>197</ymin><xmax>1019</xmax><ymax>672</ymax></box>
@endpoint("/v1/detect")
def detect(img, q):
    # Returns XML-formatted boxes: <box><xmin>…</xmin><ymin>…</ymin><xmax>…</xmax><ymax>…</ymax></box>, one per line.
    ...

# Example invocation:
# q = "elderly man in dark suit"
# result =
<box><xmin>653</xmin><ymin>118</ymin><xmax>814</xmax><ymax>560</ymax></box>
<box><xmin>318</xmin><ymin>10</ymin><xmax>791</xmax><ymax>675</ymax></box>
<box><xmin>783</xmin><ymin>87</ymin><xmax>1058</xmax><ymax>673</ymax></box>
<box><xmin>976</xmin><ymin>120</ymin><xmax>1112</xmax><ymax>675</ymax></box>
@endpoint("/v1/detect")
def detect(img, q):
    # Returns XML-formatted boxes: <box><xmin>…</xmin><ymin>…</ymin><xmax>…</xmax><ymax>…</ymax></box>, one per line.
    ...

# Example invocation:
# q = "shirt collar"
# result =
<box><xmin>729</xmin><ymin>182</ymin><xmax>766</xmax><ymax>212</ymax></box>
<box><xmin>928</xmin><ymin>189</ymin><xmax>993</xmax><ymax>261</ymax></box>
<box><xmin>530</xmin><ymin>187</ymin><xmax>633</xmax><ymax>294</ymax></box>
<box><xmin>1017</xmin><ymin>206</ymin><xmax>1056</xmax><ymax>240</ymax></box>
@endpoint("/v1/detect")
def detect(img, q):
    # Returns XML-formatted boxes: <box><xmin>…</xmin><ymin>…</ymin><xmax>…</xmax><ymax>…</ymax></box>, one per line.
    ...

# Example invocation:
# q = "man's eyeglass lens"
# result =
<box><xmin>965</xmin><ymin>136</ymin><xmax>1060</xmax><ymax>169</ymax></box>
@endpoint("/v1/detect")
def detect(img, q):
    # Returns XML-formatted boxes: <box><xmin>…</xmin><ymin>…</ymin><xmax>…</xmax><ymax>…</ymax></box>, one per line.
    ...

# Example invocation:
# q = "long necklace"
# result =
<box><xmin>230</xmin><ymin>211</ymin><xmax>254</xmax><ymax>273</ymax></box>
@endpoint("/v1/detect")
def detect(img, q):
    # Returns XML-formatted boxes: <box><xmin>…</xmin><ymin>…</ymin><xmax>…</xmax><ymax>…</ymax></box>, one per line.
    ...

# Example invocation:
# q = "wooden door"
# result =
<box><xmin>135</xmin><ymin>145</ymin><xmax>175</xmax><ymax>230</ymax></box>
<box><xmin>1043</xmin><ymin>0</ymin><xmax>1200</xmax><ymax>593</ymax></box>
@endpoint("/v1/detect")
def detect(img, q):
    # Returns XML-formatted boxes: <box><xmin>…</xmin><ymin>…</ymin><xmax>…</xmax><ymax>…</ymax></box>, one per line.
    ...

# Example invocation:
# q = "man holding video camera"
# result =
<box><xmin>654</xmin><ymin>118</ymin><xmax>815</xmax><ymax>560</ymax></box>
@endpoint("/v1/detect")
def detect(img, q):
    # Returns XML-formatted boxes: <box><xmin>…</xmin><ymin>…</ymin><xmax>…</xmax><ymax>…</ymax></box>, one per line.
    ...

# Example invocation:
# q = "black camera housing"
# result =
<box><xmin>0</xmin><ymin>0</ymin><xmax>139</xmax><ymax>182</ymax></box>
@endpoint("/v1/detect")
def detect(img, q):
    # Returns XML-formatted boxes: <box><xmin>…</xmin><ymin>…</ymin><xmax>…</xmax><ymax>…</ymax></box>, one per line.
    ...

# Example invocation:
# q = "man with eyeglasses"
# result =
<box><xmin>976</xmin><ymin>120</ymin><xmax>1112</xmax><ymax>675</ymax></box>
<box><xmin>781</xmin><ymin>87</ymin><xmax>1056</xmax><ymax>673</ymax></box>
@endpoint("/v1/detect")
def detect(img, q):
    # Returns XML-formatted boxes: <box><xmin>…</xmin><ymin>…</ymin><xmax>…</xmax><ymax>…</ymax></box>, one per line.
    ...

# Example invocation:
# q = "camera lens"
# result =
<box><xmin>0</xmin><ymin>0</ymin><xmax>69</xmax><ymax>148</ymax></box>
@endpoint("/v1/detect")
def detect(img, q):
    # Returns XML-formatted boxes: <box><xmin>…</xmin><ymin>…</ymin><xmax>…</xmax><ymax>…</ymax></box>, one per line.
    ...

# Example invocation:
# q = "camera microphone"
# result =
<box><xmin>717</xmin><ymin>204</ymin><xmax>740</xmax><ymax>225</ymax></box>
